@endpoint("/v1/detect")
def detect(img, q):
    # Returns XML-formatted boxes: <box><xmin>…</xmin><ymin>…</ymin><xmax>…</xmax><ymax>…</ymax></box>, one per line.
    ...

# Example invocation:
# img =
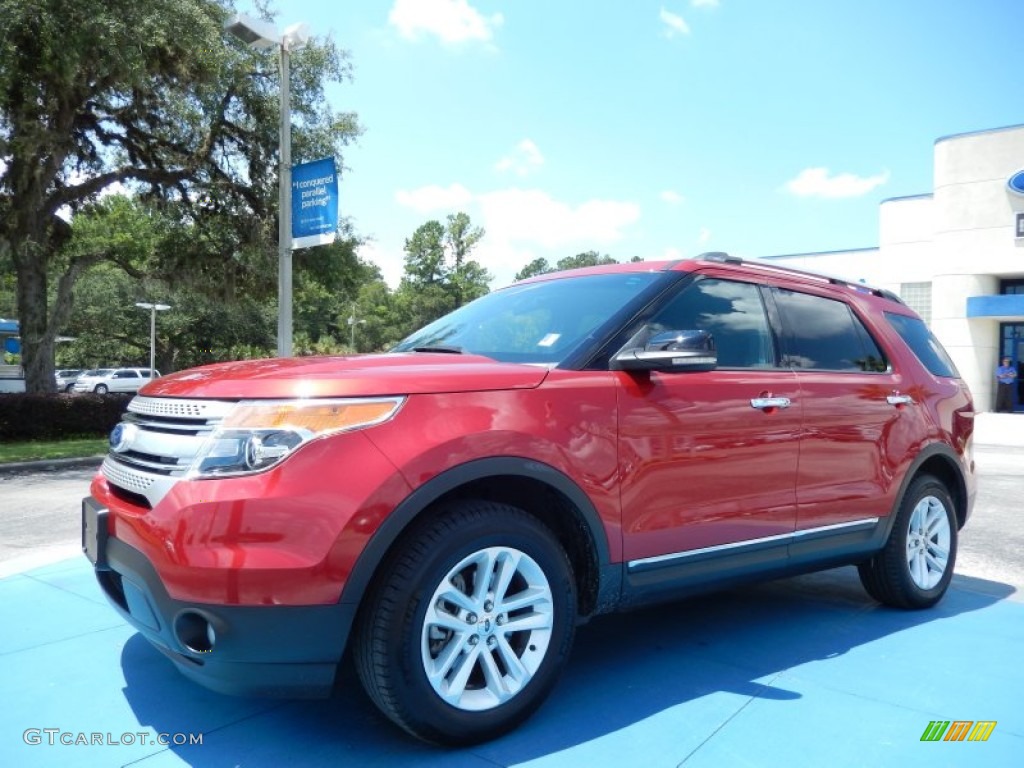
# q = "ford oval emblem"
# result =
<box><xmin>1008</xmin><ymin>170</ymin><xmax>1024</xmax><ymax>196</ymax></box>
<box><xmin>109</xmin><ymin>423</ymin><xmax>137</xmax><ymax>453</ymax></box>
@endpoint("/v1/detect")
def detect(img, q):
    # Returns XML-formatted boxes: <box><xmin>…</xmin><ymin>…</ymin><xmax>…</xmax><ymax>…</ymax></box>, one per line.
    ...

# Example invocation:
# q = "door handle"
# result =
<box><xmin>886</xmin><ymin>393</ymin><xmax>913</xmax><ymax>406</ymax></box>
<box><xmin>750</xmin><ymin>397</ymin><xmax>791</xmax><ymax>410</ymax></box>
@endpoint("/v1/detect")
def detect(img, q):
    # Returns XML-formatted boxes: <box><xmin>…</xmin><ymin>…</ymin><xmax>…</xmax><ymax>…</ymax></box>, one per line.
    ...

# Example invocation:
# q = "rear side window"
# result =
<box><xmin>773</xmin><ymin>289</ymin><xmax>888</xmax><ymax>372</ymax></box>
<box><xmin>885</xmin><ymin>312</ymin><xmax>960</xmax><ymax>378</ymax></box>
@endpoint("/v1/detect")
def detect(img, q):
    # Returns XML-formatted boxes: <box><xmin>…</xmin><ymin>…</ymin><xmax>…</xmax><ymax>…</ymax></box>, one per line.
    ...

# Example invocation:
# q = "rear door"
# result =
<box><xmin>770</xmin><ymin>286</ymin><xmax>915</xmax><ymax>530</ymax></box>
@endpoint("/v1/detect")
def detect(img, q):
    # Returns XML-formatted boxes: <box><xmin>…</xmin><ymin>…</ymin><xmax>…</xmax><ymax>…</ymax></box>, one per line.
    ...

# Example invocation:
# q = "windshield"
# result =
<box><xmin>393</xmin><ymin>272</ymin><xmax>662</xmax><ymax>364</ymax></box>
<box><xmin>84</xmin><ymin>369</ymin><xmax>112</xmax><ymax>376</ymax></box>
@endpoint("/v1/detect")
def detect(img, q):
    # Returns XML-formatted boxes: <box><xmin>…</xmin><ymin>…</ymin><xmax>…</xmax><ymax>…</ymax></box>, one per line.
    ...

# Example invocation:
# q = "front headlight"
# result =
<box><xmin>188</xmin><ymin>397</ymin><xmax>404</xmax><ymax>478</ymax></box>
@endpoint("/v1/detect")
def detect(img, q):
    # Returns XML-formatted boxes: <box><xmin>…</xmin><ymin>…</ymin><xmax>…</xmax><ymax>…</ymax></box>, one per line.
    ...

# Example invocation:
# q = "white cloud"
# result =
<box><xmin>495</xmin><ymin>139</ymin><xmax>545</xmax><ymax>177</ymax></box>
<box><xmin>660</xmin><ymin>8</ymin><xmax>690</xmax><ymax>37</ymax></box>
<box><xmin>660</xmin><ymin>190</ymin><xmax>684</xmax><ymax>204</ymax></box>
<box><xmin>691</xmin><ymin>0</ymin><xmax>719</xmax><ymax>8</ymax></box>
<box><xmin>394</xmin><ymin>183</ymin><xmax>473</xmax><ymax>213</ymax></box>
<box><xmin>662</xmin><ymin>246</ymin><xmax>685</xmax><ymax>260</ymax></box>
<box><xmin>478</xmin><ymin>189</ymin><xmax>641</xmax><ymax>249</ymax></box>
<box><xmin>358</xmin><ymin>240</ymin><xmax>405</xmax><ymax>289</ymax></box>
<box><xmin>388</xmin><ymin>0</ymin><xmax>504</xmax><ymax>44</ymax></box>
<box><xmin>784</xmin><ymin>167</ymin><xmax>891</xmax><ymax>199</ymax></box>
<box><xmin>697</xmin><ymin>227</ymin><xmax>712</xmax><ymax>245</ymax></box>
<box><xmin>388</xmin><ymin>182</ymin><xmax>642</xmax><ymax>286</ymax></box>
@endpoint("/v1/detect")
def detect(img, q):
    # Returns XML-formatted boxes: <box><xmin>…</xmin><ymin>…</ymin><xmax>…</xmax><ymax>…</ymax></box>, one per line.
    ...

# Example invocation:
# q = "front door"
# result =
<box><xmin>617</xmin><ymin>276</ymin><xmax>800</xmax><ymax>563</ymax></box>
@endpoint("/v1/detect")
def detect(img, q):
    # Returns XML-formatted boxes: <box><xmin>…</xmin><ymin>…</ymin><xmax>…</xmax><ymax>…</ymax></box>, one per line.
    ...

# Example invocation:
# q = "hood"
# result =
<box><xmin>140</xmin><ymin>353</ymin><xmax>550</xmax><ymax>400</ymax></box>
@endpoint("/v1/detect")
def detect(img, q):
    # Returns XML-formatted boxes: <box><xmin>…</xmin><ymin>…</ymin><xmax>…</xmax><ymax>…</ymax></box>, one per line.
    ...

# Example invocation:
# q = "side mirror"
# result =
<box><xmin>611</xmin><ymin>329</ymin><xmax>717</xmax><ymax>373</ymax></box>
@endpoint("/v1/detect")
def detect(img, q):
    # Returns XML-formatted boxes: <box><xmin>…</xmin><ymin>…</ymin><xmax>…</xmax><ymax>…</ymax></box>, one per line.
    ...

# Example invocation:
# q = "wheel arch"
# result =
<box><xmin>339</xmin><ymin>457</ymin><xmax>621</xmax><ymax>620</ymax></box>
<box><xmin>891</xmin><ymin>443</ymin><xmax>971</xmax><ymax>531</ymax></box>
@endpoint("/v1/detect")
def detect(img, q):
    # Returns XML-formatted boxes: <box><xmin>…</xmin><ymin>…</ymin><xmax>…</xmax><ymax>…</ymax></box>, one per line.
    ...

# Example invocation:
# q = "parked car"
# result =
<box><xmin>83</xmin><ymin>254</ymin><xmax>976</xmax><ymax>745</ymax></box>
<box><xmin>73</xmin><ymin>367</ymin><xmax>160</xmax><ymax>394</ymax></box>
<box><xmin>55</xmin><ymin>368</ymin><xmax>84</xmax><ymax>392</ymax></box>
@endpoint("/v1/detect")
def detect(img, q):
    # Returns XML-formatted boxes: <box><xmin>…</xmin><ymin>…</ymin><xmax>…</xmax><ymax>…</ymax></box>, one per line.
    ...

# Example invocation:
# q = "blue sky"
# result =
<box><xmin>246</xmin><ymin>0</ymin><xmax>1023</xmax><ymax>287</ymax></box>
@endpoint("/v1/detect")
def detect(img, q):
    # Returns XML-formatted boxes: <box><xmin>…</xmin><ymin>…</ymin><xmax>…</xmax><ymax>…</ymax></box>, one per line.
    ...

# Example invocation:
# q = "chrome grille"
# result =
<box><xmin>101</xmin><ymin>458</ymin><xmax>156</xmax><ymax>492</ymax></box>
<box><xmin>103</xmin><ymin>396</ymin><xmax>235</xmax><ymax>506</ymax></box>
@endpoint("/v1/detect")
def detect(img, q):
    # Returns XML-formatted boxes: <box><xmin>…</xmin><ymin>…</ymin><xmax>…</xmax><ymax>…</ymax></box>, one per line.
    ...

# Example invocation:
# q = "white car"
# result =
<box><xmin>72</xmin><ymin>367</ymin><xmax>160</xmax><ymax>394</ymax></box>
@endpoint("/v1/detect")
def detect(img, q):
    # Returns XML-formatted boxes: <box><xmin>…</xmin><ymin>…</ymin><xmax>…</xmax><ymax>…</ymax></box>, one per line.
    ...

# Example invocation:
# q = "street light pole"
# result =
<box><xmin>347</xmin><ymin>302</ymin><xmax>366</xmax><ymax>349</ymax></box>
<box><xmin>277</xmin><ymin>38</ymin><xmax>293</xmax><ymax>358</ymax></box>
<box><xmin>135</xmin><ymin>302</ymin><xmax>171</xmax><ymax>374</ymax></box>
<box><xmin>225</xmin><ymin>14</ymin><xmax>309</xmax><ymax>359</ymax></box>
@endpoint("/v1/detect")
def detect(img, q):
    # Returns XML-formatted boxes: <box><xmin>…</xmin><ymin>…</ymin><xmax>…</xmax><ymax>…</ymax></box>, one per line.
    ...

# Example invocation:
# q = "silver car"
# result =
<box><xmin>55</xmin><ymin>368</ymin><xmax>84</xmax><ymax>392</ymax></box>
<box><xmin>72</xmin><ymin>367</ymin><xmax>160</xmax><ymax>394</ymax></box>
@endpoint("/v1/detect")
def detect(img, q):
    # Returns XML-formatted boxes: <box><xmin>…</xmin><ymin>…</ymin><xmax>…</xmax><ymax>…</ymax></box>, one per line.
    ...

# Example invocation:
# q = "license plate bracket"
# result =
<box><xmin>81</xmin><ymin>497</ymin><xmax>109</xmax><ymax>570</ymax></box>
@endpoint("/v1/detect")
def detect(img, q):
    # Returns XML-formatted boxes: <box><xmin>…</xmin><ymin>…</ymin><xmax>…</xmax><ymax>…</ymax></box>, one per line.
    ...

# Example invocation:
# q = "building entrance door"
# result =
<box><xmin>998</xmin><ymin>322</ymin><xmax>1024</xmax><ymax>412</ymax></box>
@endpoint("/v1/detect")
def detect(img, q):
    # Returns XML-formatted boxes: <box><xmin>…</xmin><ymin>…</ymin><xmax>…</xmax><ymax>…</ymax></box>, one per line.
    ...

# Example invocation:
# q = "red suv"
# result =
<box><xmin>83</xmin><ymin>254</ymin><xmax>975</xmax><ymax>745</ymax></box>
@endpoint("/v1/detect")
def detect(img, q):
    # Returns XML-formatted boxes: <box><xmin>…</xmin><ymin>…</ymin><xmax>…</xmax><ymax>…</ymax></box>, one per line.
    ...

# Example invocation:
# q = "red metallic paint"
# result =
<box><xmin>139</xmin><ymin>353</ymin><xmax>548</xmax><ymax>400</ymax></box>
<box><xmin>92</xmin><ymin>431</ymin><xmax>412</xmax><ymax>606</ymax></box>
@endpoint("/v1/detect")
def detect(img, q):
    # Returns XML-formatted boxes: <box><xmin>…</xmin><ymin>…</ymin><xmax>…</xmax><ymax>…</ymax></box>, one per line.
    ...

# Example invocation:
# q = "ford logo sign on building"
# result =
<box><xmin>1008</xmin><ymin>169</ymin><xmax>1024</xmax><ymax>196</ymax></box>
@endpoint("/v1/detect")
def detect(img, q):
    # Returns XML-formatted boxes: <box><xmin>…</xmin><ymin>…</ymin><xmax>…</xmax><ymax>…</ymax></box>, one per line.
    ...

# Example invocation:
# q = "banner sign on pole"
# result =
<box><xmin>291</xmin><ymin>157</ymin><xmax>338</xmax><ymax>249</ymax></box>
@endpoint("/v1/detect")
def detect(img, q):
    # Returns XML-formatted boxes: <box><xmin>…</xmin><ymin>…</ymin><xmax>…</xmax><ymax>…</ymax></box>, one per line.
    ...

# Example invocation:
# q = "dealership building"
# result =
<box><xmin>763</xmin><ymin>123</ymin><xmax>1024</xmax><ymax>414</ymax></box>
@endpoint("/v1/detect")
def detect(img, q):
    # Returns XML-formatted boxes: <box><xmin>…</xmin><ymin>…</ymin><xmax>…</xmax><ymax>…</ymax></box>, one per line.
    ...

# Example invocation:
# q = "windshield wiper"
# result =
<box><xmin>411</xmin><ymin>345</ymin><xmax>465</xmax><ymax>354</ymax></box>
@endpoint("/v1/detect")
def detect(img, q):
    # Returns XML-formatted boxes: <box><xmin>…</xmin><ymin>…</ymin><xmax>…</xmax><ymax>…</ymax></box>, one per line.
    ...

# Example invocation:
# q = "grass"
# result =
<box><xmin>0</xmin><ymin>437</ymin><xmax>108</xmax><ymax>464</ymax></box>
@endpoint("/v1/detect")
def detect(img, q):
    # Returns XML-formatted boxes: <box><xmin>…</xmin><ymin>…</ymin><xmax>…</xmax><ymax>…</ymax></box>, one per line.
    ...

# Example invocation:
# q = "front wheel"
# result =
<box><xmin>94</xmin><ymin>384</ymin><xmax>108</xmax><ymax>394</ymax></box>
<box><xmin>354</xmin><ymin>501</ymin><xmax>577</xmax><ymax>745</ymax></box>
<box><xmin>858</xmin><ymin>474</ymin><xmax>957</xmax><ymax>609</ymax></box>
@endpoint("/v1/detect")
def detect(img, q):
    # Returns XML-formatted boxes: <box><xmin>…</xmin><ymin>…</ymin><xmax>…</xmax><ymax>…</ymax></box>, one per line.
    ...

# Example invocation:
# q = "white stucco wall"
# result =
<box><xmin>765</xmin><ymin>123</ymin><xmax>1024</xmax><ymax>412</ymax></box>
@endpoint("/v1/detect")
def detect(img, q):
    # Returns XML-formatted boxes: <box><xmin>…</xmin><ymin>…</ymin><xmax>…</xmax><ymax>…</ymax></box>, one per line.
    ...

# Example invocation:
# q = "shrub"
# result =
<box><xmin>0</xmin><ymin>393</ymin><xmax>131</xmax><ymax>441</ymax></box>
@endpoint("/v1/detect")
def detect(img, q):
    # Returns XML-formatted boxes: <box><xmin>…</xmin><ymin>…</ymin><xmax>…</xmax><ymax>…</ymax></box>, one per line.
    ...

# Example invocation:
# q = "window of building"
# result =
<box><xmin>999</xmin><ymin>279</ymin><xmax>1024</xmax><ymax>296</ymax></box>
<box><xmin>900</xmin><ymin>282</ymin><xmax>932</xmax><ymax>326</ymax></box>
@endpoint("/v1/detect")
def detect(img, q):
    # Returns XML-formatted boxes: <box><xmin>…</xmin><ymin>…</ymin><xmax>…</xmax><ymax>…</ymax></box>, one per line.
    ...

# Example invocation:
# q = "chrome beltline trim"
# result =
<box><xmin>627</xmin><ymin>518</ymin><xmax>881</xmax><ymax>571</ymax></box>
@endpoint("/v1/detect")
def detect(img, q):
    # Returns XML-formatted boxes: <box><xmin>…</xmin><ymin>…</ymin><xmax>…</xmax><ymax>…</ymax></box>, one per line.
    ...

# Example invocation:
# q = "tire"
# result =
<box><xmin>65</xmin><ymin>384</ymin><xmax>74</xmax><ymax>392</ymax></box>
<box><xmin>94</xmin><ymin>384</ymin><xmax>108</xmax><ymax>394</ymax></box>
<box><xmin>354</xmin><ymin>501</ymin><xmax>577</xmax><ymax>746</ymax></box>
<box><xmin>858</xmin><ymin>474</ymin><xmax>957</xmax><ymax>609</ymax></box>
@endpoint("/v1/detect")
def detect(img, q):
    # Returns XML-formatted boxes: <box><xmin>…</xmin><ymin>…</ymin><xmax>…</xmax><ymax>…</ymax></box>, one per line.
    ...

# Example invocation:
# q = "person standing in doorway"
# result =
<box><xmin>995</xmin><ymin>356</ymin><xmax>1017</xmax><ymax>412</ymax></box>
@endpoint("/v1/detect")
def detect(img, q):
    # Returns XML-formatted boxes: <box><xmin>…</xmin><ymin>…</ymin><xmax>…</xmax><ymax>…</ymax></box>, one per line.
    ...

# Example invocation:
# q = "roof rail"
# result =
<box><xmin>695</xmin><ymin>252</ymin><xmax>905</xmax><ymax>305</ymax></box>
<box><xmin>697</xmin><ymin>251</ymin><xmax>742</xmax><ymax>265</ymax></box>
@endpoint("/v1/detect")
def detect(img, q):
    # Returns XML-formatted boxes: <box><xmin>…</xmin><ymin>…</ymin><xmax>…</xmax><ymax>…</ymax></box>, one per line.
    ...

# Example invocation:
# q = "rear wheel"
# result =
<box><xmin>354</xmin><ymin>501</ymin><xmax>577</xmax><ymax>745</ymax></box>
<box><xmin>858</xmin><ymin>474</ymin><xmax>957</xmax><ymax>609</ymax></box>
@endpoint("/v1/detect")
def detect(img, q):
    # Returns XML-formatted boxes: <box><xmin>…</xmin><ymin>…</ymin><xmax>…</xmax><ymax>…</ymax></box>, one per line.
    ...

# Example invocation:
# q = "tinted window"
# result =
<box><xmin>394</xmin><ymin>272</ymin><xmax>662</xmax><ymax>364</ymax></box>
<box><xmin>649</xmin><ymin>278</ymin><xmax>776</xmax><ymax>368</ymax></box>
<box><xmin>115</xmin><ymin>370</ymin><xmax>138</xmax><ymax>378</ymax></box>
<box><xmin>774</xmin><ymin>289</ymin><xmax>888</xmax><ymax>372</ymax></box>
<box><xmin>885</xmin><ymin>312</ymin><xmax>959</xmax><ymax>378</ymax></box>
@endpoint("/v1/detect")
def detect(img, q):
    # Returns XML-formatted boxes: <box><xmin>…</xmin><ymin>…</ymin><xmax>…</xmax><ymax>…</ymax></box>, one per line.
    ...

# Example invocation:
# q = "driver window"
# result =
<box><xmin>649</xmin><ymin>278</ymin><xmax>776</xmax><ymax>368</ymax></box>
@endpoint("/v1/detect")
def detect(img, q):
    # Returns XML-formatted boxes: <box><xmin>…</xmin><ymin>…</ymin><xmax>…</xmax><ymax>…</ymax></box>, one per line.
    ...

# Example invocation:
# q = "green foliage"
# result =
<box><xmin>396</xmin><ymin>212</ymin><xmax>492</xmax><ymax>332</ymax></box>
<box><xmin>513</xmin><ymin>251</ymin><xmax>624</xmax><ymax>282</ymax></box>
<box><xmin>0</xmin><ymin>0</ymin><xmax>362</xmax><ymax>391</ymax></box>
<box><xmin>0</xmin><ymin>436</ymin><xmax>108</xmax><ymax>464</ymax></box>
<box><xmin>0</xmin><ymin>392</ymin><xmax>131</xmax><ymax>440</ymax></box>
<box><xmin>515</xmin><ymin>257</ymin><xmax>552</xmax><ymax>281</ymax></box>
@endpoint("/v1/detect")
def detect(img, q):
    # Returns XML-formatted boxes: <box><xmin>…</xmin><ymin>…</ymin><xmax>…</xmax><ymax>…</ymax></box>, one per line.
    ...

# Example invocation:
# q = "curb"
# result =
<box><xmin>0</xmin><ymin>455</ymin><xmax>105</xmax><ymax>475</ymax></box>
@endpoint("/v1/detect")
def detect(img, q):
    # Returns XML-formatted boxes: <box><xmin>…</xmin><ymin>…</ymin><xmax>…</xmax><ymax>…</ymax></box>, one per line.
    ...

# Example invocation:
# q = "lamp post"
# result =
<box><xmin>135</xmin><ymin>302</ymin><xmax>171</xmax><ymax>374</ymax></box>
<box><xmin>347</xmin><ymin>303</ymin><xmax>367</xmax><ymax>349</ymax></box>
<box><xmin>224</xmin><ymin>14</ymin><xmax>310</xmax><ymax>358</ymax></box>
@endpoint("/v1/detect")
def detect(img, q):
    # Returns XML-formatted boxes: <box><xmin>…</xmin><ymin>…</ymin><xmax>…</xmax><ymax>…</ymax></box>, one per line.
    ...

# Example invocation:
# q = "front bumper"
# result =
<box><xmin>82</xmin><ymin>496</ymin><xmax>354</xmax><ymax>698</ymax></box>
